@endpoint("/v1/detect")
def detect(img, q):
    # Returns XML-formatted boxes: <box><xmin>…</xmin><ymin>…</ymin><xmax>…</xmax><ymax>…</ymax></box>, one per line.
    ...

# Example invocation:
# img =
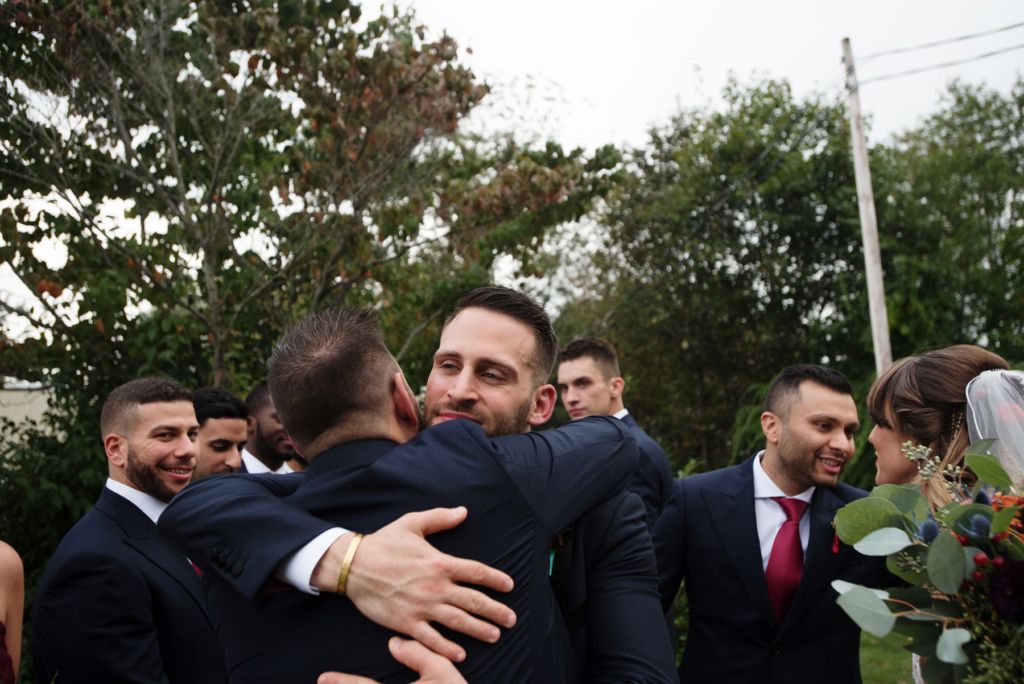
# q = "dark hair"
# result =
<box><xmin>444</xmin><ymin>286</ymin><xmax>558</xmax><ymax>386</ymax></box>
<box><xmin>267</xmin><ymin>307</ymin><xmax>395</xmax><ymax>451</ymax></box>
<box><xmin>193</xmin><ymin>387</ymin><xmax>248</xmax><ymax>428</ymax></box>
<box><xmin>762</xmin><ymin>364</ymin><xmax>853</xmax><ymax>418</ymax></box>
<box><xmin>245</xmin><ymin>385</ymin><xmax>272</xmax><ymax>415</ymax></box>
<box><xmin>866</xmin><ymin>345</ymin><xmax>1009</xmax><ymax>508</ymax></box>
<box><xmin>101</xmin><ymin>378</ymin><xmax>193</xmax><ymax>437</ymax></box>
<box><xmin>559</xmin><ymin>338</ymin><xmax>621</xmax><ymax>380</ymax></box>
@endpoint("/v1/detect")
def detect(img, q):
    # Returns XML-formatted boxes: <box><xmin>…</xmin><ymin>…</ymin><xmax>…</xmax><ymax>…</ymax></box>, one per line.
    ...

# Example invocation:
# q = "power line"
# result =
<box><xmin>860</xmin><ymin>21</ymin><xmax>1024</xmax><ymax>60</ymax></box>
<box><xmin>860</xmin><ymin>42</ymin><xmax>1024</xmax><ymax>86</ymax></box>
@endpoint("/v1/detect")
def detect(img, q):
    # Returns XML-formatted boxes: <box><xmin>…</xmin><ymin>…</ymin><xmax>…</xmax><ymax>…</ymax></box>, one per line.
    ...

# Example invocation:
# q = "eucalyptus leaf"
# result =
<box><xmin>935</xmin><ymin>627</ymin><xmax>970</xmax><ymax>665</ymax></box>
<box><xmin>835</xmin><ymin>498</ymin><xmax>904</xmax><ymax>544</ymax></box>
<box><xmin>991</xmin><ymin>505</ymin><xmax>1021</xmax><ymax>535</ymax></box>
<box><xmin>854</xmin><ymin>527</ymin><xmax>914</xmax><ymax>556</ymax></box>
<box><xmin>921</xmin><ymin>656</ymin><xmax>954</xmax><ymax>684</ymax></box>
<box><xmin>965</xmin><ymin>438</ymin><xmax>996</xmax><ymax>455</ymax></box>
<box><xmin>831</xmin><ymin>580</ymin><xmax>889</xmax><ymax>600</ymax></box>
<box><xmin>885</xmin><ymin>587</ymin><xmax>933</xmax><ymax>609</ymax></box>
<box><xmin>835</xmin><ymin>585</ymin><xmax>897</xmax><ymax>637</ymax></box>
<box><xmin>963</xmin><ymin>546</ymin><xmax>984</xmax><ymax>576</ymax></box>
<box><xmin>1009</xmin><ymin>534</ymin><xmax>1024</xmax><ymax>561</ymax></box>
<box><xmin>926</xmin><ymin>531</ymin><xmax>965</xmax><ymax>595</ymax></box>
<box><xmin>870</xmin><ymin>485</ymin><xmax>930</xmax><ymax>524</ymax></box>
<box><xmin>966</xmin><ymin>452</ymin><xmax>1013</xmax><ymax>490</ymax></box>
<box><xmin>887</xmin><ymin>545</ymin><xmax>929</xmax><ymax>585</ymax></box>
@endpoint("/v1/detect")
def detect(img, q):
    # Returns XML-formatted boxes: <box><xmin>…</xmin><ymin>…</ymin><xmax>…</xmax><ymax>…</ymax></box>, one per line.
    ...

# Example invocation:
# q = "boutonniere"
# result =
<box><xmin>831</xmin><ymin>520</ymin><xmax>840</xmax><ymax>554</ymax></box>
<box><xmin>550</xmin><ymin>533</ymin><xmax>565</xmax><ymax>552</ymax></box>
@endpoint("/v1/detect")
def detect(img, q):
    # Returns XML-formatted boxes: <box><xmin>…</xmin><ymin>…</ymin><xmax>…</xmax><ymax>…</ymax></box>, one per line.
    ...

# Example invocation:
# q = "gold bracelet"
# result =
<box><xmin>337</xmin><ymin>533</ymin><xmax>364</xmax><ymax>596</ymax></box>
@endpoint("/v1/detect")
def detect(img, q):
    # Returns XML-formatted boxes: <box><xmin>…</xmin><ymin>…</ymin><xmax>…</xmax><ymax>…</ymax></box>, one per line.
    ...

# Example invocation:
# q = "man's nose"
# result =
<box><xmin>175</xmin><ymin>434</ymin><xmax>198</xmax><ymax>460</ymax></box>
<box><xmin>226</xmin><ymin>447</ymin><xmax>242</xmax><ymax>471</ymax></box>
<box><xmin>448</xmin><ymin>371</ymin><xmax>479</xmax><ymax>404</ymax></box>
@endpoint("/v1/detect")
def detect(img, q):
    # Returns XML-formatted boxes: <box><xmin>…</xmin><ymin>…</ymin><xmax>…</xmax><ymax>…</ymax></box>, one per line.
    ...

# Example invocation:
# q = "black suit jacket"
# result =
<box><xmin>619</xmin><ymin>412</ymin><xmax>673</xmax><ymax>533</ymax></box>
<box><xmin>160</xmin><ymin>417</ymin><xmax>677</xmax><ymax>684</ymax></box>
<box><xmin>652</xmin><ymin>455</ymin><xmax>890</xmax><ymax>684</ymax></box>
<box><xmin>32</xmin><ymin>487</ymin><xmax>226</xmax><ymax>684</ymax></box>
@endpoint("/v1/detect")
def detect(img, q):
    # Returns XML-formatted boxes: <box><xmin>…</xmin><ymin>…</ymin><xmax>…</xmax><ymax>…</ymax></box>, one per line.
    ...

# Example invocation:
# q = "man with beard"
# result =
<box><xmin>193</xmin><ymin>386</ymin><xmax>249</xmax><ymax>480</ymax></box>
<box><xmin>240</xmin><ymin>385</ymin><xmax>305</xmax><ymax>473</ymax></box>
<box><xmin>160</xmin><ymin>288</ymin><xmax>676</xmax><ymax>683</ymax></box>
<box><xmin>32</xmin><ymin>378</ymin><xmax>228</xmax><ymax>683</ymax></box>
<box><xmin>652</xmin><ymin>364</ymin><xmax>890</xmax><ymax>683</ymax></box>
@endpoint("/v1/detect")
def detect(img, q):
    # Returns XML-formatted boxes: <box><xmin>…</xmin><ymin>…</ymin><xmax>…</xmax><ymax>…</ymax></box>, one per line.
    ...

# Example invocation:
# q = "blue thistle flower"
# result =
<box><xmin>919</xmin><ymin>519</ymin><xmax>940</xmax><ymax>545</ymax></box>
<box><xmin>974</xmin><ymin>490</ymin><xmax>990</xmax><ymax>506</ymax></box>
<box><xmin>971</xmin><ymin>515</ymin><xmax>991</xmax><ymax>541</ymax></box>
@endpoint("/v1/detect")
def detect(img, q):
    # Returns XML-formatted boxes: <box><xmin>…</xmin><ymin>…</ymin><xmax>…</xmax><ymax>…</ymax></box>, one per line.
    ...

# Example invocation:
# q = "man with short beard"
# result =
<box><xmin>240</xmin><ymin>385</ymin><xmax>304</xmax><ymax>473</ymax></box>
<box><xmin>32</xmin><ymin>378</ymin><xmax>228</xmax><ymax>683</ymax></box>
<box><xmin>193</xmin><ymin>386</ymin><xmax>249</xmax><ymax>480</ymax></box>
<box><xmin>652</xmin><ymin>364</ymin><xmax>891</xmax><ymax>684</ymax></box>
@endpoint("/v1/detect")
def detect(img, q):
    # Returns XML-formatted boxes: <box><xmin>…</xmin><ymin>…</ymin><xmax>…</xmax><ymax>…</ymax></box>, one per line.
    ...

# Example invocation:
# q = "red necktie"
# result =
<box><xmin>765</xmin><ymin>497</ymin><xmax>808</xmax><ymax>626</ymax></box>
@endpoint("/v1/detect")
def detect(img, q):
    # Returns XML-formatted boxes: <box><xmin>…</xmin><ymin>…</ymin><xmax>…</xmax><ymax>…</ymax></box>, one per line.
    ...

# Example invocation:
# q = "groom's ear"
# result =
<box><xmin>761</xmin><ymin>411</ymin><xmax>782</xmax><ymax>444</ymax></box>
<box><xmin>392</xmin><ymin>372</ymin><xmax>420</xmax><ymax>433</ymax></box>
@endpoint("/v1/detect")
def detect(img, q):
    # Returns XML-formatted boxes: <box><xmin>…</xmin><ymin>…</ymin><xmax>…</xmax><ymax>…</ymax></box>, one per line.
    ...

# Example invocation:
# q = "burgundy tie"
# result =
<box><xmin>765</xmin><ymin>497</ymin><xmax>808</xmax><ymax>626</ymax></box>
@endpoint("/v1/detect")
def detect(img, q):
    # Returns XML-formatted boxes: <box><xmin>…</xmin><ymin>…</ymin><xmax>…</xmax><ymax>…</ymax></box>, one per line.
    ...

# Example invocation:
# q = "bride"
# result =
<box><xmin>864</xmin><ymin>344</ymin><xmax>1023</xmax><ymax>683</ymax></box>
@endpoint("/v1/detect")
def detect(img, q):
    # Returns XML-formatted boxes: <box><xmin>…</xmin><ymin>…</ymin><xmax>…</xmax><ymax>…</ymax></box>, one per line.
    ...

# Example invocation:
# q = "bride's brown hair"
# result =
<box><xmin>866</xmin><ymin>344</ymin><xmax>1009</xmax><ymax>509</ymax></box>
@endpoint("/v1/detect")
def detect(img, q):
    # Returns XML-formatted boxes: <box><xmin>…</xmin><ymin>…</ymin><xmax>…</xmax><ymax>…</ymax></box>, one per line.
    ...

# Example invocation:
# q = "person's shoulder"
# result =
<box><xmin>0</xmin><ymin>541</ymin><xmax>22</xmax><ymax>582</ymax></box>
<box><xmin>680</xmin><ymin>459</ymin><xmax>750</xmax><ymax>489</ymax></box>
<box><xmin>831</xmin><ymin>481</ymin><xmax>870</xmax><ymax>503</ymax></box>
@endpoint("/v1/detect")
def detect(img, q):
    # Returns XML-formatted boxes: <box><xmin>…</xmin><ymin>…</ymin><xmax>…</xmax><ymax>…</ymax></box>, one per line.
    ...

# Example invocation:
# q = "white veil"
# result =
<box><xmin>966</xmin><ymin>369</ymin><xmax>1024</xmax><ymax>489</ymax></box>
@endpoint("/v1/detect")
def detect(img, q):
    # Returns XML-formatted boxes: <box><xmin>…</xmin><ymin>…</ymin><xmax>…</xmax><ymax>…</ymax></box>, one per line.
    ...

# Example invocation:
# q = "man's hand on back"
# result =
<box><xmin>318</xmin><ymin>637</ymin><xmax>468</xmax><ymax>684</ymax></box>
<box><xmin>310</xmin><ymin>506</ymin><xmax>516</xmax><ymax>662</ymax></box>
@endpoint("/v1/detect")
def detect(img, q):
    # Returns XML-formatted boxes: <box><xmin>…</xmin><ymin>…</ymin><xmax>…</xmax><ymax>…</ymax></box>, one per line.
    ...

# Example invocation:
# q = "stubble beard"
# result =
<box><xmin>777</xmin><ymin>429</ymin><xmax>843</xmax><ymax>490</ymax></box>
<box><xmin>426</xmin><ymin>399</ymin><xmax>533</xmax><ymax>438</ymax></box>
<box><xmin>255</xmin><ymin>422</ymin><xmax>296</xmax><ymax>461</ymax></box>
<box><xmin>125</xmin><ymin>443</ymin><xmax>180</xmax><ymax>504</ymax></box>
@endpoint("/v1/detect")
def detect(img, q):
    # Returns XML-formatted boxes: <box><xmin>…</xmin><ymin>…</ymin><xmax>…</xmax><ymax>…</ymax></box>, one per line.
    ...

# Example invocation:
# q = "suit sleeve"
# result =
<box><xmin>484</xmin><ymin>415</ymin><xmax>639</xmax><ymax>534</ymax></box>
<box><xmin>158</xmin><ymin>472</ymin><xmax>334</xmax><ymax>600</ymax></box>
<box><xmin>651</xmin><ymin>478</ymin><xmax>688</xmax><ymax>614</ymax></box>
<box><xmin>627</xmin><ymin>439</ymin><xmax>674</xmax><ymax>534</ymax></box>
<box><xmin>581</xmin><ymin>493</ymin><xmax>679</xmax><ymax>684</ymax></box>
<box><xmin>33</xmin><ymin>552</ymin><xmax>171</xmax><ymax>684</ymax></box>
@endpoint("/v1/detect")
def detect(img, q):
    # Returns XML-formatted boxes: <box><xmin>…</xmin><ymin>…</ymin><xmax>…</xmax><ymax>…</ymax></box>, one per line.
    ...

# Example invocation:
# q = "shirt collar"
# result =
<box><xmin>612</xmin><ymin>408</ymin><xmax>630</xmax><ymax>420</ymax></box>
<box><xmin>105</xmin><ymin>478</ymin><xmax>168</xmax><ymax>524</ymax></box>
<box><xmin>241</xmin><ymin>448</ymin><xmax>292</xmax><ymax>474</ymax></box>
<box><xmin>752</xmin><ymin>451</ymin><xmax>815</xmax><ymax>503</ymax></box>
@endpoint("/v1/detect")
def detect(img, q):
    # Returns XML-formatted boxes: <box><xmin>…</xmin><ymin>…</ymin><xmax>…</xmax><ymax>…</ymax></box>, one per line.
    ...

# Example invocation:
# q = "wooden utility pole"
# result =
<box><xmin>842</xmin><ymin>37</ymin><xmax>892</xmax><ymax>376</ymax></box>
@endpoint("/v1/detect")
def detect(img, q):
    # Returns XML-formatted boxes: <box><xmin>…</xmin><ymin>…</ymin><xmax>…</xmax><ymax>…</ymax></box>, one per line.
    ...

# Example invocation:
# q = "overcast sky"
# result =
<box><xmin>406</xmin><ymin>0</ymin><xmax>1024</xmax><ymax>151</ymax></box>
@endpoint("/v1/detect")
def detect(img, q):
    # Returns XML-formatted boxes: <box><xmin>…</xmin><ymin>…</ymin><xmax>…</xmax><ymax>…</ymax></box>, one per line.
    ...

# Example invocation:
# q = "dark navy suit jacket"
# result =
<box><xmin>32</xmin><ymin>487</ymin><xmax>226</xmax><ymax>684</ymax></box>
<box><xmin>620</xmin><ymin>412</ymin><xmax>673</xmax><ymax>533</ymax></box>
<box><xmin>160</xmin><ymin>417</ymin><xmax>677</xmax><ymax>684</ymax></box>
<box><xmin>652</xmin><ymin>455</ymin><xmax>891</xmax><ymax>684</ymax></box>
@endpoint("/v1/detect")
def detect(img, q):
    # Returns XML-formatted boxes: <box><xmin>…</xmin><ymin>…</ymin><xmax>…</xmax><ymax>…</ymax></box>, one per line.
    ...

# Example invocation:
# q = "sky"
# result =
<box><xmin>3</xmin><ymin>1</ymin><xmax>1023</xmax><ymax>341</ymax></box>
<box><xmin>405</xmin><ymin>0</ymin><xmax>1024</xmax><ymax>151</ymax></box>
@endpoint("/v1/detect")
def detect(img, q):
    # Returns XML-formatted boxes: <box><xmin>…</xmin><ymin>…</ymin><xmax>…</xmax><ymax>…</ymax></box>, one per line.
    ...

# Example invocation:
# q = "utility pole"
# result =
<box><xmin>842</xmin><ymin>37</ymin><xmax>892</xmax><ymax>376</ymax></box>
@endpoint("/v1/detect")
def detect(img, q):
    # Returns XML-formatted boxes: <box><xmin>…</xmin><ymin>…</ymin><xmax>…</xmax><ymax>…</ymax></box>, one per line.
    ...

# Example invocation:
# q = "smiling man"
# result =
<box><xmin>193</xmin><ymin>386</ymin><xmax>249</xmax><ymax>480</ymax></box>
<box><xmin>32</xmin><ymin>378</ymin><xmax>226</xmax><ymax>684</ymax></box>
<box><xmin>652</xmin><ymin>364</ymin><xmax>891</xmax><ymax>684</ymax></box>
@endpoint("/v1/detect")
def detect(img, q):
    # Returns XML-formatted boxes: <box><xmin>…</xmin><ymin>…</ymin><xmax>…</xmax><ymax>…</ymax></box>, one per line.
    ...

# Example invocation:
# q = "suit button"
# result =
<box><xmin>770</xmin><ymin>644</ymin><xmax>781</xmax><ymax>656</ymax></box>
<box><xmin>230</xmin><ymin>562</ymin><xmax>243</xmax><ymax>577</ymax></box>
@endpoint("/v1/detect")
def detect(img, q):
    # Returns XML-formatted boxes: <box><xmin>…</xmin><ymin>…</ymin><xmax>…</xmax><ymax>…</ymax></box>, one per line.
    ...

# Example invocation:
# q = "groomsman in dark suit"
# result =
<box><xmin>32</xmin><ymin>378</ymin><xmax>228</xmax><ymax>684</ymax></box>
<box><xmin>556</xmin><ymin>338</ymin><xmax>674</xmax><ymax>532</ymax></box>
<box><xmin>652</xmin><ymin>365</ymin><xmax>891</xmax><ymax>684</ymax></box>
<box><xmin>160</xmin><ymin>288</ymin><xmax>677</xmax><ymax>683</ymax></box>
<box><xmin>193</xmin><ymin>386</ymin><xmax>249</xmax><ymax>480</ymax></box>
<box><xmin>239</xmin><ymin>384</ymin><xmax>304</xmax><ymax>473</ymax></box>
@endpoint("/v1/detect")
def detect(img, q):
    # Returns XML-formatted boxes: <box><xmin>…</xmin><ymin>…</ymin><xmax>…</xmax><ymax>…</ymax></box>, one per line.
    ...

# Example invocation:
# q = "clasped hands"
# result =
<box><xmin>310</xmin><ymin>506</ymin><xmax>515</xmax><ymax>684</ymax></box>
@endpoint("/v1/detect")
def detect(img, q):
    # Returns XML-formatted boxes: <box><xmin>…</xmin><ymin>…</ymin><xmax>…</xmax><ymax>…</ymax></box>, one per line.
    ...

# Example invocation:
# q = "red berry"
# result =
<box><xmin>960</xmin><ymin>579</ymin><xmax>972</xmax><ymax>590</ymax></box>
<box><xmin>974</xmin><ymin>552</ymin><xmax>990</xmax><ymax>568</ymax></box>
<box><xmin>957</xmin><ymin>534</ymin><xmax>970</xmax><ymax>546</ymax></box>
<box><xmin>972</xmin><ymin>570</ymin><xmax>986</xmax><ymax>582</ymax></box>
<box><xmin>993</xmin><ymin>556</ymin><xmax>1006</xmax><ymax>569</ymax></box>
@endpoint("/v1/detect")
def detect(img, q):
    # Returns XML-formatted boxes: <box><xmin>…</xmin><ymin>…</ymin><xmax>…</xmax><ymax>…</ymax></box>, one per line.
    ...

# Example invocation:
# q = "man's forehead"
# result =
<box><xmin>200</xmin><ymin>416</ymin><xmax>248</xmax><ymax>437</ymax></box>
<box><xmin>557</xmin><ymin>356</ymin><xmax>603</xmax><ymax>382</ymax></box>
<box><xmin>136</xmin><ymin>401</ymin><xmax>198</xmax><ymax>429</ymax></box>
<box><xmin>791</xmin><ymin>381</ymin><xmax>858</xmax><ymax>420</ymax></box>
<box><xmin>439</xmin><ymin>308</ymin><xmax>536</xmax><ymax>365</ymax></box>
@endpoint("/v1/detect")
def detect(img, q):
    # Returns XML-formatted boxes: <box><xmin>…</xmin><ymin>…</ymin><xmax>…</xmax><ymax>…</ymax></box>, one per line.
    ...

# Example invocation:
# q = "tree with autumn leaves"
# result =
<box><xmin>0</xmin><ymin>3</ymin><xmax>617</xmax><ymax>678</ymax></box>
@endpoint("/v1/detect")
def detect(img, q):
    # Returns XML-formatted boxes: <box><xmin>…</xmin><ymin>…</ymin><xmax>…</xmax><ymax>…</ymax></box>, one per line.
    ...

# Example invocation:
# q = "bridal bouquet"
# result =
<box><xmin>833</xmin><ymin>440</ymin><xmax>1024</xmax><ymax>684</ymax></box>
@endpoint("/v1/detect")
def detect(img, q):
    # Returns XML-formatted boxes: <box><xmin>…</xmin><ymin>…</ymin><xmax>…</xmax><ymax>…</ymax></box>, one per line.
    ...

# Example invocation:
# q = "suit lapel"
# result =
<box><xmin>702</xmin><ymin>459</ymin><xmax>777</xmax><ymax>631</ymax></box>
<box><xmin>95</xmin><ymin>489</ymin><xmax>212</xmax><ymax>624</ymax></box>
<box><xmin>779</xmin><ymin>486</ymin><xmax>848</xmax><ymax>635</ymax></box>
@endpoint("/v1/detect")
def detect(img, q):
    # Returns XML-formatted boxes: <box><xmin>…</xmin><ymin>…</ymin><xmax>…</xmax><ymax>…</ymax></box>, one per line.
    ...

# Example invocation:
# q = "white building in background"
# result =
<box><xmin>0</xmin><ymin>380</ymin><xmax>50</xmax><ymax>427</ymax></box>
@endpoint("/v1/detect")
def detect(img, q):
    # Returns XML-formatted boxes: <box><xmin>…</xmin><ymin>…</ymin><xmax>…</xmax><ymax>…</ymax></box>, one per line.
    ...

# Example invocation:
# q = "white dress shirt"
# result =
<box><xmin>241</xmin><ymin>447</ymin><xmax>293</xmax><ymax>474</ymax></box>
<box><xmin>752</xmin><ymin>452</ymin><xmax>814</xmax><ymax>572</ymax></box>
<box><xmin>612</xmin><ymin>408</ymin><xmax>630</xmax><ymax>420</ymax></box>
<box><xmin>105</xmin><ymin>478</ymin><xmax>167</xmax><ymax>524</ymax></box>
